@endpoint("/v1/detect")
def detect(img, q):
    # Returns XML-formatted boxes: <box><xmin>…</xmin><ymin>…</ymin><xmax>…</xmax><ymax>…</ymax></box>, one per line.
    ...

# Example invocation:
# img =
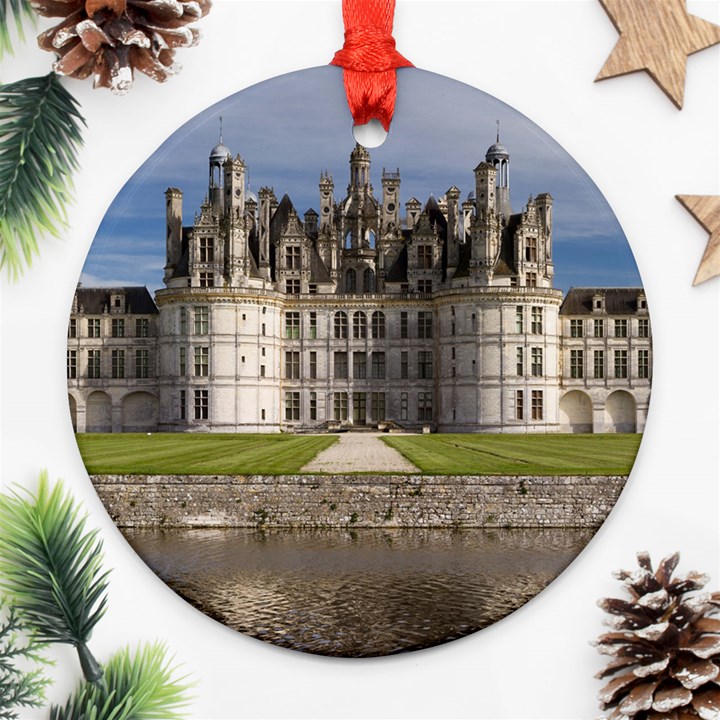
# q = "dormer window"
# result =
<box><xmin>110</xmin><ymin>293</ymin><xmax>125</xmax><ymax>313</ymax></box>
<box><xmin>637</xmin><ymin>293</ymin><xmax>647</xmax><ymax>311</ymax></box>
<box><xmin>592</xmin><ymin>294</ymin><xmax>605</xmax><ymax>312</ymax></box>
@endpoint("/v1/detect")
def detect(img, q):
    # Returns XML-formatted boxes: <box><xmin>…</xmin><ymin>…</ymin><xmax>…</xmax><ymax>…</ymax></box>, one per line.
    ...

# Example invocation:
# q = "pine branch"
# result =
<box><xmin>0</xmin><ymin>472</ymin><xmax>109</xmax><ymax>682</ymax></box>
<box><xmin>0</xmin><ymin>0</ymin><xmax>34</xmax><ymax>59</ymax></box>
<box><xmin>0</xmin><ymin>604</ymin><xmax>52</xmax><ymax>720</ymax></box>
<box><xmin>0</xmin><ymin>73</ymin><xmax>85</xmax><ymax>278</ymax></box>
<box><xmin>50</xmin><ymin>642</ymin><xmax>192</xmax><ymax>720</ymax></box>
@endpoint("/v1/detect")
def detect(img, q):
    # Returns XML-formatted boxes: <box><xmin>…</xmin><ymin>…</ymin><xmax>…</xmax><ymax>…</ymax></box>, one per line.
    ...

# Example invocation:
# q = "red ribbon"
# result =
<box><xmin>331</xmin><ymin>0</ymin><xmax>413</xmax><ymax>132</ymax></box>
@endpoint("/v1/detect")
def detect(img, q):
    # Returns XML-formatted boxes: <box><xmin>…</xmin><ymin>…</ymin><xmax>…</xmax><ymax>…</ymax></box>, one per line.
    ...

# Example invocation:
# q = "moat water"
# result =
<box><xmin>125</xmin><ymin>527</ymin><xmax>593</xmax><ymax>657</ymax></box>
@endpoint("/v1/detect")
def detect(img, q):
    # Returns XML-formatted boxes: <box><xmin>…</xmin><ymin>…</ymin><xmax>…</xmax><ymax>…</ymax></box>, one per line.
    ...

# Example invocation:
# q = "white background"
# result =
<box><xmin>1</xmin><ymin>1</ymin><xmax>718</xmax><ymax>718</ymax></box>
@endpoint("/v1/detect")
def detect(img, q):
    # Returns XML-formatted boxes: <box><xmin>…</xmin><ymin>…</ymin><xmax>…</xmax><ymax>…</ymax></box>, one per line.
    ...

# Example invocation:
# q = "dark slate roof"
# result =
<box><xmin>560</xmin><ymin>288</ymin><xmax>646</xmax><ymax>315</ymax></box>
<box><xmin>310</xmin><ymin>245</ymin><xmax>331</xmax><ymax>283</ymax></box>
<box><xmin>385</xmin><ymin>244</ymin><xmax>408</xmax><ymax>283</ymax></box>
<box><xmin>452</xmin><ymin>242</ymin><xmax>471</xmax><ymax>279</ymax></box>
<box><xmin>170</xmin><ymin>227</ymin><xmax>192</xmax><ymax>279</ymax></box>
<box><xmin>75</xmin><ymin>287</ymin><xmax>158</xmax><ymax>314</ymax></box>
<box><xmin>496</xmin><ymin>214</ymin><xmax>520</xmax><ymax>276</ymax></box>
<box><xmin>270</xmin><ymin>193</ymin><xmax>294</xmax><ymax>245</ymax></box>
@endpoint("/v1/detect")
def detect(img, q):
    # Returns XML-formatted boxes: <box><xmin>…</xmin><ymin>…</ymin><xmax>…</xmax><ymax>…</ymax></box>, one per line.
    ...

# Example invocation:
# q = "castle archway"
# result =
<box><xmin>121</xmin><ymin>392</ymin><xmax>159</xmax><ymax>432</ymax></box>
<box><xmin>68</xmin><ymin>394</ymin><xmax>78</xmax><ymax>432</ymax></box>
<box><xmin>559</xmin><ymin>390</ymin><xmax>593</xmax><ymax>433</ymax></box>
<box><xmin>86</xmin><ymin>391</ymin><xmax>112</xmax><ymax>432</ymax></box>
<box><xmin>605</xmin><ymin>391</ymin><xmax>637</xmax><ymax>434</ymax></box>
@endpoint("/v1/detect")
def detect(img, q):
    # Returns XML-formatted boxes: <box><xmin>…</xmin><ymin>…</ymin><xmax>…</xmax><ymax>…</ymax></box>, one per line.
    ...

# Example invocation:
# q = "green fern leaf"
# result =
<box><xmin>0</xmin><ymin>0</ymin><xmax>34</xmax><ymax>59</ymax></box>
<box><xmin>0</xmin><ymin>73</ymin><xmax>85</xmax><ymax>277</ymax></box>
<box><xmin>50</xmin><ymin>643</ymin><xmax>192</xmax><ymax>720</ymax></box>
<box><xmin>0</xmin><ymin>472</ymin><xmax>110</xmax><ymax>659</ymax></box>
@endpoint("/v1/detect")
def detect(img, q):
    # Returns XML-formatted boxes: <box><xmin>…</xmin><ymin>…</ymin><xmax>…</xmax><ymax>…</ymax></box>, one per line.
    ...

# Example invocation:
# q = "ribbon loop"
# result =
<box><xmin>330</xmin><ymin>0</ymin><xmax>413</xmax><ymax>132</ymax></box>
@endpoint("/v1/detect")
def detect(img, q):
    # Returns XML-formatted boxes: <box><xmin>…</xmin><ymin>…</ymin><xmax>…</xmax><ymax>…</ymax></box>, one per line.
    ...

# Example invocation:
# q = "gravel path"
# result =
<box><xmin>301</xmin><ymin>432</ymin><xmax>419</xmax><ymax>473</ymax></box>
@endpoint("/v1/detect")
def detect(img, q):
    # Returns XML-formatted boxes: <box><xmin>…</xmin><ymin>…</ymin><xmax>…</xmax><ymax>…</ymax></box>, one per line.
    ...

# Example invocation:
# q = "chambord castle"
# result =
<box><xmin>67</xmin><ymin>136</ymin><xmax>652</xmax><ymax>434</ymax></box>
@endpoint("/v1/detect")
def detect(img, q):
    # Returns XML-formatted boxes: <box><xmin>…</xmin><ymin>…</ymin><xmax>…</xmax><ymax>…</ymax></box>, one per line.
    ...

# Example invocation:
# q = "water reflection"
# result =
<box><xmin>125</xmin><ymin>527</ymin><xmax>593</xmax><ymax>657</ymax></box>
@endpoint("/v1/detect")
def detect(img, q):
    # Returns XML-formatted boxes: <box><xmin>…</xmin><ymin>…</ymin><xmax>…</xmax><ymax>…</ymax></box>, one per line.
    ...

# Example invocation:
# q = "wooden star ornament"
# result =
<box><xmin>676</xmin><ymin>195</ymin><xmax>720</xmax><ymax>284</ymax></box>
<box><xmin>596</xmin><ymin>0</ymin><xmax>720</xmax><ymax>108</ymax></box>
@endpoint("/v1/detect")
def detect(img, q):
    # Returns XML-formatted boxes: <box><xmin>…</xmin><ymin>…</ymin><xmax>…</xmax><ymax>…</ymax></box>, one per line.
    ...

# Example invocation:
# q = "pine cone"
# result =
<box><xmin>595</xmin><ymin>552</ymin><xmax>720</xmax><ymax>719</ymax></box>
<box><xmin>31</xmin><ymin>0</ymin><xmax>211</xmax><ymax>94</ymax></box>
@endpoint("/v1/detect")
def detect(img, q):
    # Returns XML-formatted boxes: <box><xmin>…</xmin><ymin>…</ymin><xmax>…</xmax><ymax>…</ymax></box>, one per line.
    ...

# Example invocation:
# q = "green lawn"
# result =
<box><xmin>76</xmin><ymin>434</ymin><xmax>338</xmax><ymax>475</ymax></box>
<box><xmin>381</xmin><ymin>434</ymin><xmax>642</xmax><ymax>476</ymax></box>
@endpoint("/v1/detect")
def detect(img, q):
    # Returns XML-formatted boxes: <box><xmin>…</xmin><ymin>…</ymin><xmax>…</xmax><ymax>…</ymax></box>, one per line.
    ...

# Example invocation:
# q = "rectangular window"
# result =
<box><xmin>179</xmin><ymin>347</ymin><xmax>187</xmax><ymax>375</ymax></box>
<box><xmin>68</xmin><ymin>319</ymin><xmax>77</xmax><ymax>338</ymax></box>
<box><xmin>334</xmin><ymin>392</ymin><xmax>348</xmax><ymax>421</ymax></box>
<box><xmin>199</xmin><ymin>272</ymin><xmax>213</xmax><ymax>288</ymax></box>
<box><xmin>353</xmin><ymin>351</ymin><xmax>366</xmax><ymax>379</ymax></box>
<box><xmin>371</xmin><ymin>312</ymin><xmax>385</xmax><ymax>339</ymax></box>
<box><xmin>418</xmin><ymin>351</ymin><xmax>433</xmax><ymax>379</ymax></box>
<box><xmin>418</xmin><ymin>311</ymin><xmax>433</xmax><ymax>339</ymax></box>
<box><xmin>334</xmin><ymin>312</ymin><xmax>348</xmax><ymax>339</ymax></box>
<box><xmin>179</xmin><ymin>390</ymin><xmax>186</xmax><ymax>421</ymax></box>
<box><xmin>309</xmin><ymin>311</ymin><xmax>317</xmax><ymax>339</ymax></box>
<box><xmin>418</xmin><ymin>244</ymin><xmax>433</xmax><ymax>269</ymax></box>
<box><xmin>285</xmin><ymin>391</ymin><xmax>300</xmax><ymax>421</ymax></box>
<box><xmin>194</xmin><ymin>389</ymin><xmax>208</xmax><ymax>420</ymax></box>
<box><xmin>310</xmin><ymin>392</ymin><xmax>318</xmax><ymax>421</ymax></box>
<box><xmin>400</xmin><ymin>311</ymin><xmax>408</xmax><ymax>339</ymax></box>
<box><xmin>417</xmin><ymin>279</ymin><xmax>433</xmax><ymax>294</ymax></box>
<box><xmin>531</xmin><ymin>390</ymin><xmax>544</xmax><ymax>420</ymax></box>
<box><xmin>285</xmin><ymin>246</ymin><xmax>301</xmax><ymax>269</ymax></box>
<box><xmin>370</xmin><ymin>392</ymin><xmax>385</xmax><ymax>422</ymax></box>
<box><xmin>400</xmin><ymin>351</ymin><xmax>408</xmax><ymax>380</ymax></box>
<box><xmin>531</xmin><ymin>307</ymin><xmax>543</xmax><ymax>334</ymax></box>
<box><xmin>285</xmin><ymin>351</ymin><xmax>300</xmax><ymax>379</ymax></box>
<box><xmin>570</xmin><ymin>349</ymin><xmax>584</xmax><ymax>379</ymax></box>
<box><xmin>371</xmin><ymin>351</ymin><xmax>385</xmax><ymax>379</ymax></box>
<box><xmin>334</xmin><ymin>351</ymin><xmax>348</xmax><ymax>379</ymax></box>
<box><xmin>515</xmin><ymin>390</ymin><xmax>524</xmax><ymax>420</ymax></box>
<box><xmin>615</xmin><ymin>319</ymin><xmax>628</xmax><ymax>337</ymax></box>
<box><xmin>570</xmin><ymin>319</ymin><xmax>584</xmax><ymax>338</ymax></box>
<box><xmin>285</xmin><ymin>312</ymin><xmax>300</xmax><ymax>339</ymax></box>
<box><xmin>87</xmin><ymin>350</ymin><xmax>101</xmax><ymax>378</ymax></box>
<box><xmin>309</xmin><ymin>351</ymin><xmax>317</xmax><ymax>379</ymax></box>
<box><xmin>638</xmin><ymin>318</ymin><xmax>650</xmax><ymax>338</ymax></box>
<box><xmin>638</xmin><ymin>349</ymin><xmax>650</xmax><ymax>379</ymax></box>
<box><xmin>199</xmin><ymin>236</ymin><xmax>214</xmax><ymax>263</ymax></box>
<box><xmin>135</xmin><ymin>318</ymin><xmax>149</xmax><ymax>337</ymax></box>
<box><xmin>516</xmin><ymin>347</ymin><xmax>524</xmax><ymax>376</ymax></box>
<box><xmin>111</xmin><ymin>318</ymin><xmax>125</xmax><ymax>338</ymax></box>
<box><xmin>179</xmin><ymin>307</ymin><xmax>187</xmax><ymax>334</ymax></box>
<box><xmin>515</xmin><ymin>306</ymin><xmax>524</xmax><ymax>333</ymax></box>
<box><xmin>352</xmin><ymin>392</ymin><xmax>367</xmax><ymax>425</ymax></box>
<box><xmin>594</xmin><ymin>350</ymin><xmax>604</xmax><ymax>379</ymax></box>
<box><xmin>261</xmin><ymin>323</ymin><xmax>266</xmax><ymax>336</ymax></box>
<box><xmin>88</xmin><ymin>318</ymin><xmax>100</xmax><ymax>338</ymax></box>
<box><xmin>531</xmin><ymin>347</ymin><xmax>543</xmax><ymax>377</ymax></box>
<box><xmin>353</xmin><ymin>312</ymin><xmax>367</xmax><ymax>339</ymax></box>
<box><xmin>135</xmin><ymin>349</ymin><xmax>149</xmax><ymax>379</ymax></box>
<box><xmin>526</xmin><ymin>272</ymin><xmax>537</xmax><ymax>287</ymax></box>
<box><xmin>418</xmin><ymin>392</ymin><xmax>433</xmax><ymax>422</ymax></box>
<box><xmin>111</xmin><ymin>349</ymin><xmax>125</xmax><ymax>379</ymax></box>
<box><xmin>614</xmin><ymin>350</ymin><xmax>628</xmax><ymax>378</ymax></box>
<box><xmin>286</xmin><ymin>279</ymin><xmax>301</xmax><ymax>295</ymax></box>
<box><xmin>525</xmin><ymin>236</ymin><xmax>537</xmax><ymax>262</ymax></box>
<box><xmin>400</xmin><ymin>392</ymin><xmax>408</xmax><ymax>421</ymax></box>
<box><xmin>194</xmin><ymin>306</ymin><xmax>209</xmax><ymax>334</ymax></box>
<box><xmin>594</xmin><ymin>318</ymin><xmax>604</xmax><ymax>338</ymax></box>
<box><xmin>194</xmin><ymin>346</ymin><xmax>209</xmax><ymax>377</ymax></box>
<box><xmin>67</xmin><ymin>350</ymin><xmax>77</xmax><ymax>379</ymax></box>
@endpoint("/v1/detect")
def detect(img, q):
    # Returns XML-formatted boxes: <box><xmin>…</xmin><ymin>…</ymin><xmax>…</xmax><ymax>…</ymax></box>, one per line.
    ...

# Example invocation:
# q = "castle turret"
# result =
<box><xmin>164</xmin><ymin>187</ymin><xmax>183</xmax><ymax>282</ymax></box>
<box><xmin>485</xmin><ymin>126</ymin><xmax>511</xmax><ymax>218</ymax></box>
<box><xmin>348</xmin><ymin>143</ymin><xmax>371</xmax><ymax>192</ymax></box>
<box><xmin>445</xmin><ymin>186</ymin><xmax>461</xmax><ymax>271</ymax></box>
<box><xmin>381</xmin><ymin>168</ymin><xmax>401</xmax><ymax>232</ymax></box>
<box><xmin>209</xmin><ymin>141</ymin><xmax>231</xmax><ymax>216</ymax></box>
<box><xmin>258</xmin><ymin>187</ymin><xmax>275</xmax><ymax>280</ymax></box>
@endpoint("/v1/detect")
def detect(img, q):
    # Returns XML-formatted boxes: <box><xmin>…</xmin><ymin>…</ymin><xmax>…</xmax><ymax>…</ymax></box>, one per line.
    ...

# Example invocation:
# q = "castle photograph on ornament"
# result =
<box><xmin>66</xmin><ymin>71</ymin><xmax>651</xmax><ymax>440</ymax></box>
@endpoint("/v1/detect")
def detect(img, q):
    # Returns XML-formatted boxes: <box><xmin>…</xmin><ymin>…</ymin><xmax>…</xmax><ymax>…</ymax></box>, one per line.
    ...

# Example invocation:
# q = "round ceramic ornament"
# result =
<box><xmin>66</xmin><ymin>4</ymin><xmax>652</xmax><ymax>657</ymax></box>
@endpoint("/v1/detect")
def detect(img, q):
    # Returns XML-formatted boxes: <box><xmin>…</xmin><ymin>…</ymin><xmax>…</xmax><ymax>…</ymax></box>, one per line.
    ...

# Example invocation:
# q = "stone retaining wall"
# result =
<box><xmin>92</xmin><ymin>474</ymin><xmax>626</xmax><ymax>529</ymax></box>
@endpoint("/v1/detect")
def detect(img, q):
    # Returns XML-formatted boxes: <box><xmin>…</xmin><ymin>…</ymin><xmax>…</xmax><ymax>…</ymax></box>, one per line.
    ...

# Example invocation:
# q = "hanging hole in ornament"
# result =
<box><xmin>353</xmin><ymin>119</ymin><xmax>388</xmax><ymax>148</ymax></box>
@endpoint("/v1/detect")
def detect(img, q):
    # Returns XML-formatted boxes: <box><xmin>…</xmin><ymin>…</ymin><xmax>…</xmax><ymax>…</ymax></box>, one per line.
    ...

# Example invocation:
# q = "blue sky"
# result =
<box><xmin>83</xmin><ymin>66</ymin><xmax>642</xmax><ymax>293</ymax></box>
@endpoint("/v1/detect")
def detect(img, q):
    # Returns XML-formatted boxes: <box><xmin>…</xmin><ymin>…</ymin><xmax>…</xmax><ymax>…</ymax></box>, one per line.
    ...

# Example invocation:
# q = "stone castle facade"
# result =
<box><xmin>67</xmin><ymin>137</ymin><xmax>652</xmax><ymax>434</ymax></box>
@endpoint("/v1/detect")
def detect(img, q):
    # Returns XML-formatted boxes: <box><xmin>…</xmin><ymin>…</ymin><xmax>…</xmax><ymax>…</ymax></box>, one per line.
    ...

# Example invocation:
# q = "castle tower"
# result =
<box><xmin>164</xmin><ymin>187</ymin><xmax>183</xmax><ymax>283</ymax></box>
<box><xmin>445</xmin><ymin>186</ymin><xmax>461</xmax><ymax>272</ymax></box>
<box><xmin>209</xmin><ymin>139</ymin><xmax>232</xmax><ymax>216</ymax></box>
<box><xmin>258</xmin><ymin>187</ymin><xmax>275</xmax><ymax>280</ymax></box>
<box><xmin>319</xmin><ymin>172</ymin><xmax>335</xmax><ymax>234</ymax></box>
<box><xmin>348</xmin><ymin>143</ymin><xmax>371</xmax><ymax>192</ymax></box>
<box><xmin>224</xmin><ymin>154</ymin><xmax>248</xmax><ymax>284</ymax></box>
<box><xmin>485</xmin><ymin>124</ymin><xmax>511</xmax><ymax>218</ymax></box>
<box><xmin>381</xmin><ymin>168</ymin><xmax>401</xmax><ymax>232</ymax></box>
<box><xmin>474</xmin><ymin>161</ymin><xmax>497</xmax><ymax>217</ymax></box>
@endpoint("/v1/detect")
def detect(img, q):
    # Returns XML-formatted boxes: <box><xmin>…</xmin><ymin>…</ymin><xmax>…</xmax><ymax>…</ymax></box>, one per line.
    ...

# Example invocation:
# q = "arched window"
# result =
<box><xmin>345</xmin><ymin>268</ymin><xmax>356</xmax><ymax>293</ymax></box>
<box><xmin>363</xmin><ymin>267</ymin><xmax>376</xmax><ymax>293</ymax></box>
<box><xmin>353</xmin><ymin>312</ymin><xmax>367</xmax><ymax>339</ymax></box>
<box><xmin>334</xmin><ymin>311</ymin><xmax>348</xmax><ymax>339</ymax></box>
<box><xmin>371</xmin><ymin>311</ymin><xmax>386</xmax><ymax>339</ymax></box>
